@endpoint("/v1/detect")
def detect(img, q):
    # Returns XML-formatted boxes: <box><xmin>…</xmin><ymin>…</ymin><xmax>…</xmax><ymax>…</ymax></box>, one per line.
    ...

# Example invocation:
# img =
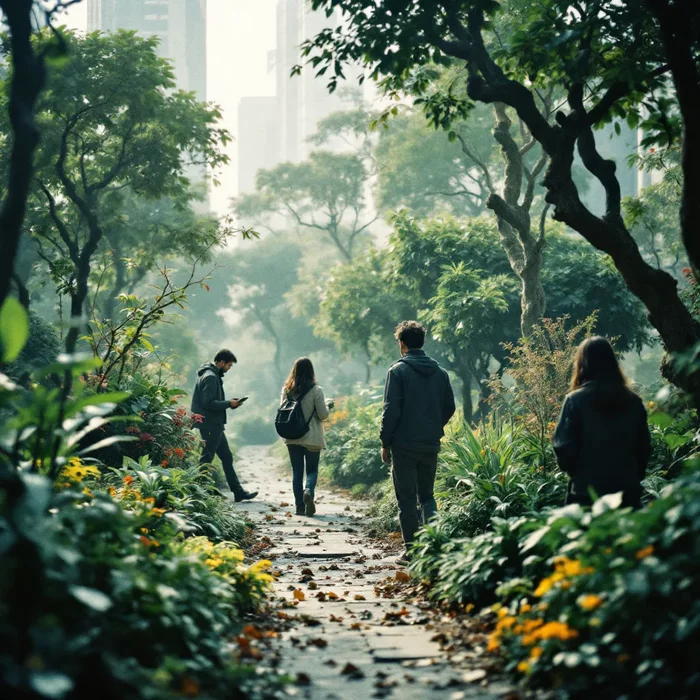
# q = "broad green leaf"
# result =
<box><xmin>0</xmin><ymin>297</ymin><xmax>29</xmax><ymax>362</ymax></box>
<box><xmin>69</xmin><ymin>585</ymin><xmax>113</xmax><ymax>611</ymax></box>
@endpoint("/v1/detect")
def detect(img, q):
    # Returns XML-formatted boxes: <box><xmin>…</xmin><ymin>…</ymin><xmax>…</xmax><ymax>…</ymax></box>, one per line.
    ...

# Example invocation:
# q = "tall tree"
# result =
<box><xmin>26</xmin><ymin>29</ymin><xmax>228</xmax><ymax>352</ymax></box>
<box><xmin>234</xmin><ymin>109</ymin><xmax>378</xmax><ymax>262</ymax></box>
<box><xmin>0</xmin><ymin>0</ymin><xmax>78</xmax><ymax>311</ymax></box>
<box><xmin>301</xmin><ymin>0</ymin><xmax>700</xmax><ymax>391</ymax></box>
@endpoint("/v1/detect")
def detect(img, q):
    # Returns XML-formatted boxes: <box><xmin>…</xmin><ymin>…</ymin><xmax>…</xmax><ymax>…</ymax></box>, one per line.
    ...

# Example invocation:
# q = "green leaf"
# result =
<box><xmin>30</xmin><ymin>672</ymin><xmax>74</xmax><ymax>699</ymax></box>
<box><xmin>0</xmin><ymin>297</ymin><xmax>30</xmax><ymax>362</ymax></box>
<box><xmin>69</xmin><ymin>585</ymin><xmax>113</xmax><ymax>611</ymax></box>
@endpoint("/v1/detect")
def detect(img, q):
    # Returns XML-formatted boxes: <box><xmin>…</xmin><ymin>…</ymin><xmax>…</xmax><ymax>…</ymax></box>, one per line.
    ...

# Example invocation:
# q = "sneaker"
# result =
<box><xmin>234</xmin><ymin>490</ymin><xmax>258</xmax><ymax>502</ymax></box>
<box><xmin>395</xmin><ymin>554</ymin><xmax>411</xmax><ymax>567</ymax></box>
<box><xmin>303</xmin><ymin>489</ymin><xmax>316</xmax><ymax>516</ymax></box>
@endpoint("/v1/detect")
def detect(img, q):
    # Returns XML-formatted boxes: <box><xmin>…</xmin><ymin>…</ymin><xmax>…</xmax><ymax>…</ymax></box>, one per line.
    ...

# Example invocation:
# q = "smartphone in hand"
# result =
<box><xmin>236</xmin><ymin>396</ymin><xmax>249</xmax><ymax>404</ymax></box>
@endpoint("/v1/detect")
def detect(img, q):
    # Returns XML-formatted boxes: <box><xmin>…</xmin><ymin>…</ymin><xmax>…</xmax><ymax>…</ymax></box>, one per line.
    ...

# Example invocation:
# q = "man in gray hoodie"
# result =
<box><xmin>191</xmin><ymin>349</ymin><xmax>257</xmax><ymax>501</ymax></box>
<box><xmin>380</xmin><ymin>321</ymin><xmax>455</xmax><ymax>564</ymax></box>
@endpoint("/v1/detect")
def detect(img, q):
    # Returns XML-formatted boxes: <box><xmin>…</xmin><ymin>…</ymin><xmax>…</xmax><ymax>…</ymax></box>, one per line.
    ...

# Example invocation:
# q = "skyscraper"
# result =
<box><xmin>87</xmin><ymin>0</ymin><xmax>206</xmax><ymax>100</ymax></box>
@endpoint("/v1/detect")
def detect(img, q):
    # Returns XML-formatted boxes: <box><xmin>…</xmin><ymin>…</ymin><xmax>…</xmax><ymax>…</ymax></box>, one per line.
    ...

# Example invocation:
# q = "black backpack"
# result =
<box><xmin>275</xmin><ymin>385</ymin><xmax>316</xmax><ymax>439</ymax></box>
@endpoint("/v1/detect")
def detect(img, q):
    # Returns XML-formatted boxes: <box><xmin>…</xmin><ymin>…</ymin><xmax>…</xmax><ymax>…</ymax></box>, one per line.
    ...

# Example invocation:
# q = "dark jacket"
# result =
<box><xmin>191</xmin><ymin>362</ymin><xmax>230</xmax><ymax>427</ymax></box>
<box><xmin>553</xmin><ymin>381</ymin><xmax>651</xmax><ymax>507</ymax></box>
<box><xmin>380</xmin><ymin>349</ymin><xmax>456</xmax><ymax>453</ymax></box>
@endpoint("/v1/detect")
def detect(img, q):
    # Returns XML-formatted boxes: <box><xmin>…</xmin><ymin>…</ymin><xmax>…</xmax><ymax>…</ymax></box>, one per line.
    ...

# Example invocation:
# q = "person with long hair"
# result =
<box><xmin>280</xmin><ymin>357</ymin><xmax>333</xmax><ymax>516</ymax></box>
<box><xmin>553</xmin><ymin>336</ymin><xmax>651</xmax><ymax>508</ymax></box>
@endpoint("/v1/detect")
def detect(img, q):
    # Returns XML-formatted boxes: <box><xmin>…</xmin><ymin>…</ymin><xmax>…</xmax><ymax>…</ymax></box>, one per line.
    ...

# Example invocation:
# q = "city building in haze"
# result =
<box><xmin>237</xmin><ymin>0</ymin><xmax>355</xmax><ymax>197</ymax></box>
<box><xmin>88</xmin><ymin>0</ymin><xmax>208</xmax><ymax>207</ymax></box>
<box><xmin>87</xmin><ymin>0</ymin><xmax>206</xmax><ymax>100</ymax></box>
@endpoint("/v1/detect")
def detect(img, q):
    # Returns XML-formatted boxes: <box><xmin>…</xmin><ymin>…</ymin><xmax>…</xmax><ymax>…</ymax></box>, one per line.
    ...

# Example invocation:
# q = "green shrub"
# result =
<box><xmin>0</xmin><ymin>477</ymin><xmax>276</xmax><ymax>700</ymax></box>
<box><xmin>4</xmin><ymin>311</ymin><xmax>60</xmax><ymax>385</ymax></box>
<box><xmin>103</xmin><ymin>456</ymin><xmax>247</xmax><ymax>543</ymax></box>
<box><xmin>323</xmin><ymin>393</ymin><xmax>387</xmax><ymax>491</ymax></box>
<box><xmin>435</xmin><ymin>416</ymin><xmax>566</xmax><ymax>538</ymax></box>
<box><xmin>491</xmin><ymin>468</ymin><xmax>700</xmax><ymax>698</ymax></box>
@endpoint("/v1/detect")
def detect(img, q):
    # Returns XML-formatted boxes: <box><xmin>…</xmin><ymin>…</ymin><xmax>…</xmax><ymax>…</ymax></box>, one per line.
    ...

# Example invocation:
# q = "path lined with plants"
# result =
<box><xmin>234</xmin><ymin>446</ymin><xmax>515</xmax><ymax>700</ymax></box>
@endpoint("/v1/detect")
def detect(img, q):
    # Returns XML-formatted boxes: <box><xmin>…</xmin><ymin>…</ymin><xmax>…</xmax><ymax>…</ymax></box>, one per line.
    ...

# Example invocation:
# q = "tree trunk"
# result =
<box><xmin>456</xmin><ymin>367</ymin><xmax>474</xmax><ymax>424</ymax></box>
<box><xmin>0</xmin><ymin>0</ymin><xmax>46</xmax><ymax>310</ymax></box>
<box><xmin>520</xmin><ymin>246</ymin><xmax>546</xmax><ymax>336</ymax></box>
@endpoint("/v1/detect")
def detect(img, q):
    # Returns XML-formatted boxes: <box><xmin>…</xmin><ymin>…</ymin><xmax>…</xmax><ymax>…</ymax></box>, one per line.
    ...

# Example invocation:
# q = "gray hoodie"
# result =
<box><xmin>190</xmin><ymin>362</ymin><xmax>230</xmax><ymax>426</ymax></box>
<box><xmin>380</xmin><ymin>349</ymin><xmax>456</xmax><ymax>452</ymax></box>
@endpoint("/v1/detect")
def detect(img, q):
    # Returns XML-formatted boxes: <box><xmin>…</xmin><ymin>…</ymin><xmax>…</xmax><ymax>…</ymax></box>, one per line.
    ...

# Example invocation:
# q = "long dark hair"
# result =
<box><xmin>283</xmin><ymin>357</ymin><xmax>316</xmax><ymax>397</ymax></box>
<box><xmin>570</xmin><ymin>336</ymin><xmax>629</xmax><ymax>392</ymax></box>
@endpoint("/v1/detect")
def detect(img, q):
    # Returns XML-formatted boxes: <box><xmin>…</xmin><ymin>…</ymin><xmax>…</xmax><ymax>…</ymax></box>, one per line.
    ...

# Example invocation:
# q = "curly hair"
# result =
<box><xmin>394</xmin><ymin>320</ymin><xmax>426</xmax><ymax>349</ymax></box>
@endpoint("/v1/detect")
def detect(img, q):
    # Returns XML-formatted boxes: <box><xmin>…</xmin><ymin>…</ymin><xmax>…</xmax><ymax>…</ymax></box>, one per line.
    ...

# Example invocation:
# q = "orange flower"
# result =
<box><xmin>123</xmin><ymin>475</ymin><xmax>134</xmax><ymax>485</ymax></box>
<box><xmin>161</xmin><ymin>459</ymin><xmax>169</xmax><ymax>467</ymax></box>
<box><xmin>173</xmin><ymin>448</ymin><xmax>185</xmax><ymax>459</ymax></box>
<box><xmin>636</xmin><ymin>545</ymin><xmax>654</xmax><ymax>560</ymax></box>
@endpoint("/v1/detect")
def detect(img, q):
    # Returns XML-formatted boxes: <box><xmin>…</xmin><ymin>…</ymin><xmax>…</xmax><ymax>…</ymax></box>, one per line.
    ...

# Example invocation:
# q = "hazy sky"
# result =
<box><xmin>61</xmin><ymin>0</ymin><xmax>279</xmax><ymax>214</ymax></box>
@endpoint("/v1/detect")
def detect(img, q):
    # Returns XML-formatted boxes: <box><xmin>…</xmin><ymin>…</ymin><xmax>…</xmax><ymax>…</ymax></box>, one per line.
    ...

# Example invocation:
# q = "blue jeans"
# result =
<box><xmin>287</xmin><ymin>445</ymin><xmax>320</xmax><ymax>509</ymax></box>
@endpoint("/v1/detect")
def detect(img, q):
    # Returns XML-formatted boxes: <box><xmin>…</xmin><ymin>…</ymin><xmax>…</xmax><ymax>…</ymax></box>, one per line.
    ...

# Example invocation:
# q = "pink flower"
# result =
<box><xmin>190</xmin><ymin>413</ymin><xmax>204</xmax><ymax>424</ymax></box>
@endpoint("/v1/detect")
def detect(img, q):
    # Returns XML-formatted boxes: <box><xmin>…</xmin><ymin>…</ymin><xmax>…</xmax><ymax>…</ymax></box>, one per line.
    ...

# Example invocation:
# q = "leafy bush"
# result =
<box><xmin>322</xmin><ymin>393</ymin><xmax>387</xmax><ymax>491</ymax></box>
<box><xmin>4</xmin><ymin>310</ymin><xmax>60</xmax><ymax>385</ymax></box>
<box><xmin>490</xmin><ymin>469</ymin><xmax>700</xmax><ymax>698</ymax></box>
<box><xmin>102</xmin><ymin>456</ymin><xmax>247</xmax><ymax>542</ymax></box>
<box><xmin>436</xmin><ymin>416</ymin><xmax>566</xmax><ymax>537</ymax></box>
<box><xmin>491</xmin><ymin>314</ymin><xmax>597</xmax><ymax>469</ymax></box>
<box><xmin>0</xmin><ymin>479</ymin><xmax>275</xmax><ymax>700</ymax></box>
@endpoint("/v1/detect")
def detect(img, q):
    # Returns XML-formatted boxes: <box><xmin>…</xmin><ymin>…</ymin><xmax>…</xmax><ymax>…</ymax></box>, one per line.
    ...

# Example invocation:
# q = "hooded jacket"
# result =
<box><xmin>553</xmin><ymin>381</ymin><xmax>651</xmax><ymax>507</ymax></box>
<box><xmin>380</xmin><ymin>349</ymin><xmax>456</xmax><ymax>452</ymax></box>
<box><xmin>191</xmin><ymin>362</ymin><xmax>230</xmax><ymax>426</ymax></box>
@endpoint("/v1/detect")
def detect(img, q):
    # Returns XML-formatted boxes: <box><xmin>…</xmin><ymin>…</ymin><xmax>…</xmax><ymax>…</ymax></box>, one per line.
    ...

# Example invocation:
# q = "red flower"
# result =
<box><xmin>190</xmin><ymin>413</ymin><xmax>204</xmax><ymax>424</ymax></box>
<box><xmin>161</xmin><ymin>459</ymin><xmax>169</xmax><ymax>467</ymax></box>
<box><xmin>173</xmin><ymin>448</ymin><xmax>185</xmax><ymax>459</ymax></box>
<box><xmin>139</xmin><ymin>432</ymin><xmax>155</xmax><ymax>442</ymax></box>
<box><xmin>126</xmin><ymin>426</ymin><xmax>140</xmax><ymax>434</ymax></box>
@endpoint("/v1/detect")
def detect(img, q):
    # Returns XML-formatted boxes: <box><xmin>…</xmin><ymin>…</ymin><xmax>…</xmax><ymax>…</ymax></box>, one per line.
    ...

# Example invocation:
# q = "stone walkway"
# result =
<box><xmin>232</xmin><ymin>445</ymin><xmax>515</xmax><ymax>700</ymax></box>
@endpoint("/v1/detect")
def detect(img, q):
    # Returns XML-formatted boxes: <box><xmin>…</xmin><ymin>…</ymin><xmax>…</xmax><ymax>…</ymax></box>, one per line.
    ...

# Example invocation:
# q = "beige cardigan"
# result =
<box><xmin>280</xmin><ymin>384</ymin><xmax>330</xmax><ymax>450</ymax></box>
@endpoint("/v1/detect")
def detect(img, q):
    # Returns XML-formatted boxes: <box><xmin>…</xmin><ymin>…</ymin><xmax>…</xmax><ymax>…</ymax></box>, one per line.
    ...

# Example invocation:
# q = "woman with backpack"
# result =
<box><xmin>553</xmin><ymin>336</ymin><xmax>651</xmax><ymax>508</ymax></box>
<box><xmin>278</xmin><ymin>357</ymin><xmax>333</xmax><ymax>516</ymax></box>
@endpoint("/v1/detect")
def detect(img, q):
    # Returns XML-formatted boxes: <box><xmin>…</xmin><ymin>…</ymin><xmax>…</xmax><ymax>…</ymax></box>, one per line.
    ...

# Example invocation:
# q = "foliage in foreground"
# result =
<box><xmin>412</xmin><ymin>468</ymin><xmax>700</xmax><ymax>698</ymax></box>
<box><xmin>0</xmin><ymin>309</ymin><xmax>278</xmax><ymax>700</ymax></box>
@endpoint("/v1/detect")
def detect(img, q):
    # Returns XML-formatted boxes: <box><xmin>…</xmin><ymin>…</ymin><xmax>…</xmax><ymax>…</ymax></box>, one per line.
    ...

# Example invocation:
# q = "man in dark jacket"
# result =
<box><xmin>380</xmin><ymin>321</ymin><xmax>455</xmax><ymax>564</ymax></box>
<box><xmin>191</xmin><ymin>349</ymin><xmax>257</xmax><ymax>501</ymax></box>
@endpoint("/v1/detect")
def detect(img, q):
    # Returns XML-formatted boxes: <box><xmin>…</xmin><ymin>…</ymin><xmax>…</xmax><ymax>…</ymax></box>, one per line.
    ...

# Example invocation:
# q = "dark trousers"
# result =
<box><xmin>391</xmin><ymin>447</ymin><xmax>438</xmax><ymax>551</ymax></box>
<box><xmin>287</xmin><ymin>445</ymin><xmax>320</xmax><ymax>509</ymax></box>
<box><xmin>198</xmin><ymin>425</ymin><xmax>243</xmax><ymax>496</ymax></box>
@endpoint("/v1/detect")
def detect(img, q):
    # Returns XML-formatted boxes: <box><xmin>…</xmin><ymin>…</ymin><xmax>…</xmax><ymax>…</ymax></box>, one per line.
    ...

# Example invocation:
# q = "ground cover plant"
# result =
<box><xmin>0</xmin><ymin>308</ymin><xmax>278</xmax><ymax>700</ymax></box>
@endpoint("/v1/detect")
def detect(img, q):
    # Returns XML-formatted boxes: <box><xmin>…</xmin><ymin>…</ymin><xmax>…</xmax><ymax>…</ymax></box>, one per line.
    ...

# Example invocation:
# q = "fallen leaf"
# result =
<box><xmin>308</xmin><ymin>581</ymin><xmax>318</xmax><ymax>590</ymax></box>
<box><xmin>310</xmin><ymin>638</ymin><xmax>328</xmax><ymax>648</ymax></box>
<box><xmin>301</xmin><ymin>567</ymin><xmax>314</xmax><ymax>576</ymax></box>
<box><xmin>353</xmin><ymin>594</ymin><xmax>366</xmax><ymax>601</ymax></box>
<box><xmin>341</xmin><ymin>662</ymin><xmax>364</xmax><ymax>678</ymax></box>
<box><xmin>395</xmin><ymin>571</ymin><xmax>411</xmax><ymax>583</ymax></box>
<box><xmin>280</xmin><ymin>502</ymin><xmax>290</xmax><ymax>507</ymax></box>
<box><xmin>329</xmin><ymin>614</ymin><xmax>344</xmax><ymax>623</ymax></box>
<box><xmin>296</xmin><ymin>672</ymin><xmax>311</xmax><ymax>685</ymax></box>
<box><xmin>293</xmin><ymin>589</ymin><xmax>306</xmax><ymax>601</ymax></box>
<box><xmin>241</xmin><ymin>624</ymin><xmax>263</xmax><ymax>639</ymax></box>
<box><xmin>327</xmin><ymin>591</ymin><xmax>339</xmax><ymax>600</ymax></box>
<box><xmin>316</xmin><ymin>592</ymin><xmax>327</xmax><ymax>601</ymax></box>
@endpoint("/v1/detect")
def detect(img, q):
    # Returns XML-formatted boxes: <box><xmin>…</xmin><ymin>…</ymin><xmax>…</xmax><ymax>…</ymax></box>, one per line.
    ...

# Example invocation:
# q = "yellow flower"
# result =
<box><xmin>520</xmin><ymin>603</ymin><xmax>531</xmax><ymax>613</ymax></box>
<box><xmin>517</xmin><ymin>660</ymin><xmax>531</xmax><ymax>673</ymax></box>
<box><xmin>647</xmin><ymin>401</ymin><xmax>655</xmax><ymax>409</ymax></box>
<box><xmin>534</xmin><ymin>577</ymin><xmax>554</xmax><ymax>597</ymax></box>
<box><xmin>465</xmin><ymin>603</ymin><xmax>475</xmax><ymax>613</ymax></box>
<box><xmin>530</xmin><ymin>646</ymin><xmax>544</xmax><ymax>659</ymax></box>
<box><xmin>496</xmin><ymin>616</ymin><xmax>516</xmax><ymax>632</ymax></box>
<box><xmin>480</xmin><ymin>449</ymin><xmax>486</xmax><ymax>457</ymax></box>
<box><xmin>636</xmin><ymin>545</ymin><xmax>654</xmax><ymax>560</ymax></box>
<box><xmin>250</xmin><ymin>559</ymin><xmax>272</xmax><ymax>572</ymax></box>
<box><xmin>486</xmin><ymin>635</ymin><xmax>500</xmax><ymax>652</ymax></box>
<box><xmin>498</xmin><ymin>607</ymin><xmax>509</xmax><ymax>619</ymax></box>
<box><xmin>589</xmin><ymin>617</ymin><xmax>602</xmax><ymax>627</ymax></box>
<box><xmin>579</xmin><ymin>594</ymin><xmax>603</xmax><ymax>611</ymax></box>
